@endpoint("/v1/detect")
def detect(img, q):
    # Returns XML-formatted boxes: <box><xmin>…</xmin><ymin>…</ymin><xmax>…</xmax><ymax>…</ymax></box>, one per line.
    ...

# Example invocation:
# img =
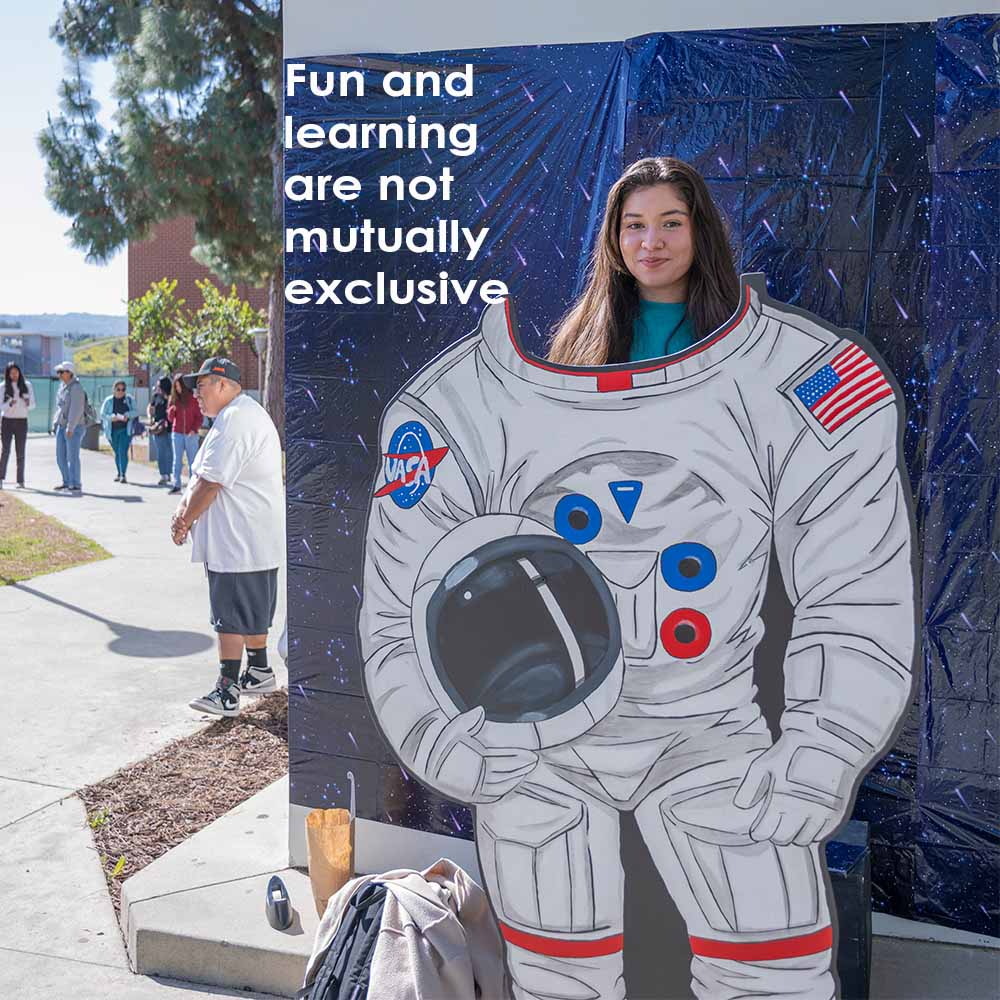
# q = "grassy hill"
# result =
<box><xmin>0</xmin><ymin>313</ymin><xmax>127</xmax><ymax>338</ymax></box>
<box><xmin>73</xmin><ymin>336</ymin><xmax>129</xmax><ymax>375</ymax></box>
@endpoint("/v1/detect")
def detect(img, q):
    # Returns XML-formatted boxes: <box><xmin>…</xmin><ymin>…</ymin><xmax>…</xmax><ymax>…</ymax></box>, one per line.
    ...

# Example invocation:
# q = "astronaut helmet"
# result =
<box><xmin>411</xmin><ymin>514</ymin><xmax>625</xmax><ymax>751</ymax></box>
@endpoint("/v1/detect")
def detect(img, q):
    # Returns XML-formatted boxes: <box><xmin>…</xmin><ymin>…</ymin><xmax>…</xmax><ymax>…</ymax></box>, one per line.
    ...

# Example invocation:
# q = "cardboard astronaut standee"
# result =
<box><xmin>358</xmin><ymin>273</ymin><xmax>917</xmax><ymax>1000</ymax></box>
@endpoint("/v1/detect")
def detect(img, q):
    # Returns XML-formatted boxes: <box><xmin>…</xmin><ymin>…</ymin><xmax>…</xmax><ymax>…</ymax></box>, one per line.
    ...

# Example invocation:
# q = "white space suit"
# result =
<box><xmin>359</xmin><ymin>273</ymin><xmax>916</xmax><ymax>1000</ymax></box>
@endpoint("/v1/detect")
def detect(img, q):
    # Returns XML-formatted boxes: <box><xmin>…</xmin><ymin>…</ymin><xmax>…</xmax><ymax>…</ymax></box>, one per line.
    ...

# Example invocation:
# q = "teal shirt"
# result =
<box><xmin>629</xmin><ymin>300</ymin><xmax>696</xmax><ymax>363</ymax></box>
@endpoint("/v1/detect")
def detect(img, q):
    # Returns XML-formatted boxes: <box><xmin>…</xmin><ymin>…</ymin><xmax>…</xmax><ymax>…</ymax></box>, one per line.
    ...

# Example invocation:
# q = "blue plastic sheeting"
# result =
<box><xmin>284</xmin><ymin>15</ymin><xmax>999</xmax><ymax>937</ymax></box>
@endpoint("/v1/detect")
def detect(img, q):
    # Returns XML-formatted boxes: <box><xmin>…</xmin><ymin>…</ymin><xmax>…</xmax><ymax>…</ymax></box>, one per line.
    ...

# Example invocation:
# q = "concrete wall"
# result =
<box><xmin>285</xmin><ymin>0</ymin><xmax>975</xmax><ymax>56</ymax></box>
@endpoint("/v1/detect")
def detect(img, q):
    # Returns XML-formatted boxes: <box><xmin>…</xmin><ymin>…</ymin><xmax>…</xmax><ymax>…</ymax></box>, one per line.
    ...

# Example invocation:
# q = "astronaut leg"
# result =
<box><xmin>634</xmin><ymin>751</ymin><xmax>836</xmax><ymax>1000</ymax></box>
<box><xmin>476</xmin><ymin>763</ymin><xmax>625</xmax><ymax>1000</ymax></box>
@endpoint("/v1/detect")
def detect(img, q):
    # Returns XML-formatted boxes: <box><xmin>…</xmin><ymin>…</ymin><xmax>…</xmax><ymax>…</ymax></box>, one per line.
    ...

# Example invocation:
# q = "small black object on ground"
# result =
<box><xmin>266</xmin><ymin>873</ymin><xmax>293</xmax><ymax>931</ymax></box>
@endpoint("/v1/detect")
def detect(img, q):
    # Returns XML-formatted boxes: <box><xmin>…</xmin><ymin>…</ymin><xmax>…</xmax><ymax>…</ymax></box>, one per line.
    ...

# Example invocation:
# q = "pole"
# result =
<box><xmin>250</xmin><ymin>327</ymin><xmax>268</xmax><ymax>404</ymax></box>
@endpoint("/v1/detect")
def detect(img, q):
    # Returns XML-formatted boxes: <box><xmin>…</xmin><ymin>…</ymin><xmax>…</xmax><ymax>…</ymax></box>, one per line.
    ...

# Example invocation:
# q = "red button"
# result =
<box><xmin>660</xmin><ymin>609</ymin><xmax>711</xmax><ymax>658</ymax></box>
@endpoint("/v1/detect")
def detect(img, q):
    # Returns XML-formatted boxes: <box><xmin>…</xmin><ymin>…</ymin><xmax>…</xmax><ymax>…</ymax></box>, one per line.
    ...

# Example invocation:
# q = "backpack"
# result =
<box><xmin>298</xmin><ymin>882</ymin><xmax>387</xmax><ymax>1000</ymax></box>
<box><xmin>83</xmin><ymin>389</ymin><xmax>98</xmax><ymax>426</ymax></box>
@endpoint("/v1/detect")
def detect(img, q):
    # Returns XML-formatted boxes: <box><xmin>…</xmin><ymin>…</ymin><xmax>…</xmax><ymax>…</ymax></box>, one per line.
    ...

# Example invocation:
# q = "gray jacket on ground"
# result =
<box><xmin>54</xmin><ymin>377</ymin><xmax>85</xmax><ymax>432</ymax></box>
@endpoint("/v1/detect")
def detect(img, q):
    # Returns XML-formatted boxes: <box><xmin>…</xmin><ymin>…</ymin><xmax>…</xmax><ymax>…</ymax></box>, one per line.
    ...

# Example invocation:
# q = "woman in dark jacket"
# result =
<box><xmin>147</xmin><ymin>376</ymin><xmax>173</xmax><ymax>485</ymax></box>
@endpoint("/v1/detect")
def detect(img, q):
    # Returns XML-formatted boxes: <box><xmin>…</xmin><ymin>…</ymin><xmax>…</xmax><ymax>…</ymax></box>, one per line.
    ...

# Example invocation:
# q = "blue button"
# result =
<box><xmin>661</xmin><ymin>542</ymin><xmax>717</xmax><ymax>591</ymax></box>
<box><xmin>554</xmin><ymin>494</ymin><xmax>602</xmax><ymax>545</ymax></box>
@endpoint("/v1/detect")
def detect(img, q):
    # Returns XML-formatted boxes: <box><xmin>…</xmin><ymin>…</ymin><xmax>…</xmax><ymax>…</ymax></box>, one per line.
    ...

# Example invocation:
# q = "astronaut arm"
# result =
<box><xmin>359</xmin><ymin>401</ymin><xmax>536</xmax><ymax>803</ymax></box>
<box><xmin>744</xmin><ymin>395</ymin><xmax>915</xmax><ymax>840</ymax></box>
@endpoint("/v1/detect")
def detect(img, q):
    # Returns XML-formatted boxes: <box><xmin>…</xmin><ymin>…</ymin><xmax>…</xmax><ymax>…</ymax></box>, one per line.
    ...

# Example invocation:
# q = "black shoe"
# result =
<box><xmin>168</xmin><ymin>486</ymin><xmax>182</xmax><ymax>495</ymax></box>
<box><xmin>239</xmin><ymin>664</ymin><xmax>277</xmax><ymax>695</ymax></box>
<box><xmin>54</xmin><ymin>484</ymin><xmax>69</xmax><ymax>491</ymax></box>
<box><xmin>189</xmin><ymin>679</ymin><xmax>241</xmax><ymax>717</ymax></box>
<box><xmin>121</xmin><ymin>476</ymin><xmax>127</xmax><ymax>484</ymax></box>
<box><xmin>114</xmin><ymin>475</ymin><xmax>121</xmax><ymax>483</ymax></box>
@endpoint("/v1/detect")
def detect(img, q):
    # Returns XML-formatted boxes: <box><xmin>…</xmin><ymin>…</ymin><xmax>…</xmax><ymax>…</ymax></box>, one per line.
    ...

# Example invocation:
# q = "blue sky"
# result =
<box><xmin>0</xmin><ymin>5</ymin><xmax>126</xmax><ymax>316</ymax></box>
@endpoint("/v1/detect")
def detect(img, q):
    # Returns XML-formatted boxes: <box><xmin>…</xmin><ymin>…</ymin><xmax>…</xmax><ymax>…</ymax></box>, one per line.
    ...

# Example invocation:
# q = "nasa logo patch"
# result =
<box><xmin>374</xmin><ymin>420</ymin><xmax>450</xmax><ymax>508</ymax></box>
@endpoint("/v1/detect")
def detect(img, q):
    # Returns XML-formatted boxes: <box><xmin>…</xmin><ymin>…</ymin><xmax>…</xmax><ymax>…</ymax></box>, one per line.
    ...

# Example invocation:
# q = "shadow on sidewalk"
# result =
<box><xmin>24</xmin><ymin>488</ymin><xmax>143</xmax><ymax>502</ymax></box>
<box><xmin>73</xmin><ymin>492</ymin><xmax>145</xmax><ymax>502</ymax></box>
<box><xmin>14</xmin><ymin>583</ymin><xmax>213</xmax><ymax>657</ymax></box>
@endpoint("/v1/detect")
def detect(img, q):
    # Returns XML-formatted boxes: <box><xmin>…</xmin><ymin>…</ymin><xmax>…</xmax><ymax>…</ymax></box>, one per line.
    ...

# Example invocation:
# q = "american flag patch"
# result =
<box><xmin>792</xmin><ymin>343</ymin><xmax>893</xmax><ymax>433</ymax></box>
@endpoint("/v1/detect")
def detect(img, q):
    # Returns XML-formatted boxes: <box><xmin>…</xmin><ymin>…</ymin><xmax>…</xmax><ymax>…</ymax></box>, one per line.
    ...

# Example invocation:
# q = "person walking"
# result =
<box><xmin>1</xmin><ymin>362</ymin><xmax>35</xmax><ymax>489</ymax></box>
<box><xmin>100</xmin><ymin>380</ymin><xmax>138</xmax><ymax>483</ymax></box>
<box><xmin>167</xmin><ymin>374</ymin><xmax>203</xmax><ymax>495</ymax></box>
<box><xmin>170</xmin><ymin>358</ymin><xmax>284</xmax><ymax>717</ymax></box>
<box><xmin>147</xmin><ymin>375</ymin><xmax>173</xmax><ymax>485</ymax></box>
<box><xmin>52</xmin><ymin>361</ymin><xmax>86</xmax><ymax>492</ymax></box>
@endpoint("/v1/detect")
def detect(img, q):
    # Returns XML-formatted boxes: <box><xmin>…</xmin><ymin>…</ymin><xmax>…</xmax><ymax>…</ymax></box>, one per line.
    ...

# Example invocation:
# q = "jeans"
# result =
<box><xmin>0</xmin><ymin>417</ymin><xmax>28</xmax><ymax>484</ymax></box>
<box><xmin>172</xmin><ymin>431</ymin><xmax>199</xmax><ymax>488</ymax></box>
<box><xmin>111</xmin><ymin>426</ymin><xmax>130</xmax><ymax>476</ymax></box>
<box><xmin>153</xmin><ymin>432</ymin><xmax>173</xmax><ymax>476</ymax></box>
<box><xmin>55</xmin><ymin>424</ymin><xmax>83</xmax><ymax>488</ymax></box>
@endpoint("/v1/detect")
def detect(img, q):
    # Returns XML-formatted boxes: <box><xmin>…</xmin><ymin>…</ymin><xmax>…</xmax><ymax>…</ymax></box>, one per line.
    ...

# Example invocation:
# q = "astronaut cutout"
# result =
<box><xmin>359</xmin><ymin>273</ymin><xmax>916</xmax><ymax>1000</ymax></box>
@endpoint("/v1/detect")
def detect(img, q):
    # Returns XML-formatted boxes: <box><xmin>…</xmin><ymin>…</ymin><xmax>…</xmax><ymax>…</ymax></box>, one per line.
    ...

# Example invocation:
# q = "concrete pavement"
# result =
<box><xmin>1</xmin><ymin>435</ymin><xmax>287</xmax><ymax>997</ymax></box>
<box><xmin>121</xmin><ymin>777</ymin><xmax>317</xmax><ymax>998</ymax></box>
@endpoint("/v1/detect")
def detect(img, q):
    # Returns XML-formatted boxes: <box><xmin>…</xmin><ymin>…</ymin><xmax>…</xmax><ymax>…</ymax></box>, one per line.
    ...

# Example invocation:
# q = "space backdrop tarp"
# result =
<box><xmin>284</xmin><ymin>14</ymin><xmax>999</xmax><ymax>938</ymax></box>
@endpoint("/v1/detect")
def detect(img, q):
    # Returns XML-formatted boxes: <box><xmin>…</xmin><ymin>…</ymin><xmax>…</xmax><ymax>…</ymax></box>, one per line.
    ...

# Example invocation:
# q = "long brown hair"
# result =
<box><xmin>169</xmin><ymin>376</ymin><xmax>192</xmax><ymax>408</ymax></box>
<box><xmin>547</xmin><ymin>157</ymin><xmax>741</xmax><ymax>366</ymax></box>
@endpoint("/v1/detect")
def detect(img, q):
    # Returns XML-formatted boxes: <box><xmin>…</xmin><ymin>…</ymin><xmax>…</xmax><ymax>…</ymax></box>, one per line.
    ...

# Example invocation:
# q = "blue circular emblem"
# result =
<box><xmin>381</xmin><ymin>420</ymin><xmax>441</xmax><ymax>509</ymax></box>
<box><xmin>554</xmin><ymin>494</ymin><xmax>603</xmax><ymax>545</ymax></box>
<box><xmin>660</xmin><ymin>542</ymin><xmax>717</xmax><ymax>591</ymax></box>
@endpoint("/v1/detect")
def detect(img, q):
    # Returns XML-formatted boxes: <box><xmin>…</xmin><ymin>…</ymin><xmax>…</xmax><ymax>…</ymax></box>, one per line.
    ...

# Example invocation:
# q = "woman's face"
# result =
<box><xmin>618</xmin><ymin>183</ymin><xmax>695</xmax><ymax>302</ymax></box>
<box><xmin>174</xmin><ymin>379</ymin><xmax>184</xmax><ymax>395</ymax></box>
<box><xmin>8</xmin><ymin>367</ymin><xmax>20</xmax><ymax>383</ymax></box>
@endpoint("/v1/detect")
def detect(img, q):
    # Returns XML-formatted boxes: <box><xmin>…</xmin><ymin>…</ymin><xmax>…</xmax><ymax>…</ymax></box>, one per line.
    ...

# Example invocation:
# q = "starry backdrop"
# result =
<box><xmin>284</xmin><ymin>14</ymin><xmax>998</xmax><ymax>938</ymax></box>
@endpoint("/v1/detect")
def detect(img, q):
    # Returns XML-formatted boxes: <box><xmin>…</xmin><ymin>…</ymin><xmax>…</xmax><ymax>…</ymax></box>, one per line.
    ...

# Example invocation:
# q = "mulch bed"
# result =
<box><xmin>80</xmin><ymin>689</ymin><xmax>289</xmax><ymax>913</ymax></box>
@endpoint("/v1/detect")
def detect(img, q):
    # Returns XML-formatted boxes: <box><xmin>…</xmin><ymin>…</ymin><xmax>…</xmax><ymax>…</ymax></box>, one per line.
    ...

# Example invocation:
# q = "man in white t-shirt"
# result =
<box><xmin>170</xmin><ymin>357</ymin><xmax>284</xmax><ymax>717</ymax></box>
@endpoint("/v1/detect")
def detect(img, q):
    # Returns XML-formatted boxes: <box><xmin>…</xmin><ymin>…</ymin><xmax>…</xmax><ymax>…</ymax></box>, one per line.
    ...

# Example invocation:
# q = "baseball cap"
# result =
<box><xmin>54</xmin><ymin>361</ymin><xmax>75</xmax><ymax>373</ymax></box>
<box><xmin>181</xmin><ymin>357</ymin><xmax>241</xmax><ymax>389</ymax></box>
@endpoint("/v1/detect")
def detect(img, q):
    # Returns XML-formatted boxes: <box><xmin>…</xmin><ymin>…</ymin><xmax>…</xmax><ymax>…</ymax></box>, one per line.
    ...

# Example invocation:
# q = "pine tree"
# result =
<box><xmin>38</xmin><ymin>0</ymin><xmax>285</xmax><ymax>438</ymax></box>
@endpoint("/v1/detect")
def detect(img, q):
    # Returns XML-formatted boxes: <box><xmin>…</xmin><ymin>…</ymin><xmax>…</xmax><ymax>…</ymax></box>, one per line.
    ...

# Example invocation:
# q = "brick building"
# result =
<box><xmin>127</xmin><ymin>216</ymin><xmax>267</xmax><ymax>389</ymax></box>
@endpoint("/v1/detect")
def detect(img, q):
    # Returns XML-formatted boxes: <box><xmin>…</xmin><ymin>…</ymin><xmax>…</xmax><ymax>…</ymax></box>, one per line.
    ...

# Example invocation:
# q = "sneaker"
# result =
<box><xmin>114</xmin><ymin>475</ymin><xmax>121</xmax><ymax>483</ymax></box>
<box><xmin>121</xmin><ymin>476</ymin><xmax>127</xmax><ymax>484</ymax></box>
<box><xmin>239</xmin><ymin>664</ymin><xmax>277</xmax><ymax>695</ymax></box>
<box><xmin>168</xmin><ymin>486</ymin><xmax>182</xmax><ymax>495</ymax></box>
<box><xmin>69</xmin><ymin>485</ymin><xmax>82</xmax><ymax>492</ymax></box>
<box><xmin>54</xmin><ymin>484</ymin><xmax>69</xmax><ymax>491</ymax></box>
<box><xmin>189</xmin><ymin>679</ymin><xmax>241</xmax><ymax>717</ymax></box>
<box><xmin>158</xmin><ymin>475</ymin><xmax>169</xmax><ymax>486</ymax></box>
<box><xmin>16</xmin><ymin>483</ymin><xmax>25</xmax><ymax>490</ymax></box>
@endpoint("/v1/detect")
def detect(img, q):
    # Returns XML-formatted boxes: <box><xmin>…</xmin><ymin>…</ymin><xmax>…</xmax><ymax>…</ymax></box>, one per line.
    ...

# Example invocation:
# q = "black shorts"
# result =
<box><xmin>206</xmin><ymin>568</ymin><xmax>278</xmax><ymax>635</ymax></box>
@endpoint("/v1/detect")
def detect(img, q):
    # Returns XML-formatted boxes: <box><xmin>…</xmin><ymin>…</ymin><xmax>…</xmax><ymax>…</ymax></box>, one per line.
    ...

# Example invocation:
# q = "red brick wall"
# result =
<box><xmin>127</xmin><ymin>216</ymin><xmax>268</xmax><ymax>389</ymax></box>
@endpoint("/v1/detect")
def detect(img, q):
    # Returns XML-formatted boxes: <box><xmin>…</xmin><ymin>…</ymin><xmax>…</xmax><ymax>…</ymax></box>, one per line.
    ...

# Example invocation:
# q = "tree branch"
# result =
<box><xmin>232</xmin><ymin>0</ymin><xmax>279</xmax><ymax>26</ymax></box>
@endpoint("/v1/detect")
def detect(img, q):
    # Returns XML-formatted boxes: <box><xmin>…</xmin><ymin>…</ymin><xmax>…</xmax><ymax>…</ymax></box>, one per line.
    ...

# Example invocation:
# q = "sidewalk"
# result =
<box><xmin>1</xmin><ymin>435</ymin><xmax>287</xmax><ymax>998</ymax></box>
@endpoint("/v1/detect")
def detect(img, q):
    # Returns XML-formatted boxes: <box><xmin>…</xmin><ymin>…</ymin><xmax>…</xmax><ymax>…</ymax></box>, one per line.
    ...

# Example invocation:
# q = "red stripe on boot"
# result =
<box><xmin>499</xmin><ymin>922</ymin><xmax>624</xmax><ymax>958</ymax></box>
<box><xmin>689</xmin><ymin>926</ymin><xmax>833</xmax><ymax>961</ymax></box>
